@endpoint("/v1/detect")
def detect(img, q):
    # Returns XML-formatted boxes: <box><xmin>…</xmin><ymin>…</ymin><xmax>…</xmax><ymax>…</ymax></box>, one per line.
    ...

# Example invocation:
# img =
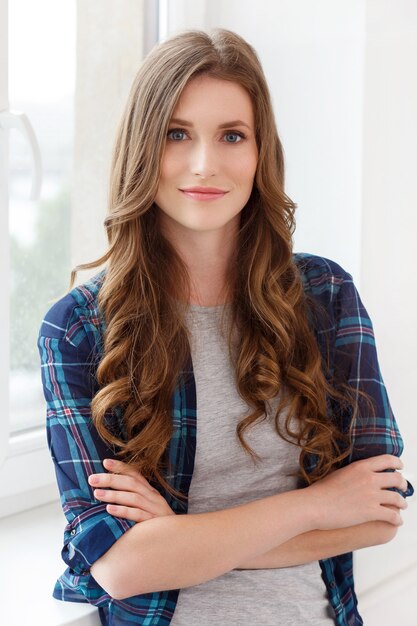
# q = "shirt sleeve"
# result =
<box><xmin>333</xmin><ymin>269</ymin><xmax>414</xmax><ymax>498</ymax></box>
<box><xmin>37</xmin><ymin>292</ymin><xmax>136</xmax><ymax>601</ymax></box>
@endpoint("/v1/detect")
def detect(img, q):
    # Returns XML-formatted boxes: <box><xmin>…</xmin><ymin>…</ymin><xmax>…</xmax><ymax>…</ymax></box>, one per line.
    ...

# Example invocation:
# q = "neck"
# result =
<box><xmin>160</xmin><ymin>218</ymin><xmax>238</xmax><ymax>306</ymax></box>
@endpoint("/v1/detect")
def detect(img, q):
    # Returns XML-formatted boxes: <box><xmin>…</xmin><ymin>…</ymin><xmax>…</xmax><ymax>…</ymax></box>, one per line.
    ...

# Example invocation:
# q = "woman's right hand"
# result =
<box><xmin>305</xmin><ymin>454</ymin><xmax>408</xmax><ymax>530</ymax></box>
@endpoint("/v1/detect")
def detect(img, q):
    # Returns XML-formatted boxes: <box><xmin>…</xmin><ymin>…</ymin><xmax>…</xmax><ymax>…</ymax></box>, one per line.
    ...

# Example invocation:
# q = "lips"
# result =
<box><xmin>180</xmin><ymin>186</ymin><xmax>228</xmax><ymax>201</ymax></box>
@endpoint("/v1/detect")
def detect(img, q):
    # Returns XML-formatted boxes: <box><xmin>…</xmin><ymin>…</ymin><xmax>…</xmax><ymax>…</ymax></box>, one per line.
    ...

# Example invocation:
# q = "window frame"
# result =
<box><xmin>0</xmin><ymin>0</ymin><xmax>72</xmax><ymax>518</ymax></box>
<box><xmin>0</xmin><ymin>0</ymin><xmax>161</xmax><ymax>519</ymax></box>
<box><xmin>0</xmin><ymin>0</ymin><xmax>10</xmax><ymax>474</ymax></box>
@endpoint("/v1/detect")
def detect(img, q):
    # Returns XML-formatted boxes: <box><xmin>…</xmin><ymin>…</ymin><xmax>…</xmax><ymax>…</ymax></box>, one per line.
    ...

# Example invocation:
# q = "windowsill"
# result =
<box><xmin>0</xmin><ymin>500</ymin><xmax>100</xmax><ymax>626</ymax></box>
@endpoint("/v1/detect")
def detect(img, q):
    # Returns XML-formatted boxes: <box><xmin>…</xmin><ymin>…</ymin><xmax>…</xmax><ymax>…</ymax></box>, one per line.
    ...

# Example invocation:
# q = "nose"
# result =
<box><xmin>190</xmin><ymin>140</ymin><xmax>218</xmax><ymax>178</ymax></box>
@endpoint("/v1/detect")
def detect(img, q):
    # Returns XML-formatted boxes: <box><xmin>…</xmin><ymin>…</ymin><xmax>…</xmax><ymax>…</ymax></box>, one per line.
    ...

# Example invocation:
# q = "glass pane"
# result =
<box><xmin>9</xmin><ymin>0</ymin><xmax>76</xmax><ymax>432</ymax></box>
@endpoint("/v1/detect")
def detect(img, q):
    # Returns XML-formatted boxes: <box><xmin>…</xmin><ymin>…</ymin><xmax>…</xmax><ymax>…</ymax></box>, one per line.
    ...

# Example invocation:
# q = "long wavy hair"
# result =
<box><xmin>69</xmin><ymin>28</ymin><xmax>372</xmax><ymax>504</ymax></box>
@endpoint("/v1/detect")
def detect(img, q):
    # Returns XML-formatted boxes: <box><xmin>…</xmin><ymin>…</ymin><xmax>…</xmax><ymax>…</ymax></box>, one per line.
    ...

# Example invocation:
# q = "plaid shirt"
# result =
<box><xmin>38</xmin><ymin>253</ymin><xmax>414</xmax><ymax>626</ymax></box>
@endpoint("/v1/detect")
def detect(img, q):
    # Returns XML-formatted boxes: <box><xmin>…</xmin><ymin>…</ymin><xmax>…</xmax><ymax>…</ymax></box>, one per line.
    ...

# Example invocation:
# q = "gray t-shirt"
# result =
<box><xmin>170</xmin><ymin>303</ymin><xmax>335</xmax><ymax>626</ymax></box>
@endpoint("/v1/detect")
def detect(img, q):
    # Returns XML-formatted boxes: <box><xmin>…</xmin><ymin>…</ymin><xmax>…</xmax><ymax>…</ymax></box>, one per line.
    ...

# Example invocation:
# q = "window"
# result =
<box><xmin>8</xmin><ymin>0</ymin><xmax>76</xmax><ymax>434</ymax></box>
<box><xmin>0</xmin><ymin>0</ymin><xmax>76</xmax><ymax>517</ymax></box>
<box><xmin>0</xmin><ymin>0</ymin><xmax>154</xmax><ymax>517</ymax></box>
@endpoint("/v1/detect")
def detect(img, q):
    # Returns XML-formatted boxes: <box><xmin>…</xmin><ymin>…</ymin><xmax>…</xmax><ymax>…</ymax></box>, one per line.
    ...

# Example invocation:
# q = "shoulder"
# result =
<box><xmin>293</xmin><ymin>253</ymin><xmax>374</xmax><ymax>344</ymax></box>
<box><xmin>292</xmin><ymin>252</ymin><xmax>353</xmax><ymax>302</ymax></box>
<box><xmin>38</xmin><ymin>269</ymin><xmax>106</xmax><ymax>349</ymax></box>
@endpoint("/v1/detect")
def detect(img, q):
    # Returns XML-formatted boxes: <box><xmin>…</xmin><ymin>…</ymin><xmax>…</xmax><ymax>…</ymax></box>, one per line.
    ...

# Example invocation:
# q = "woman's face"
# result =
<box><xmin>154</xmin><ymin>75</ymin><xmax>258</xmax><ymax>239</ymax></box>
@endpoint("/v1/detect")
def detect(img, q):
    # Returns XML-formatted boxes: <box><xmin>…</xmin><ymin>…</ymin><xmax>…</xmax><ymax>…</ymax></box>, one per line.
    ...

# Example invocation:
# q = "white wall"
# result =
<box><xmin>166</xmin><ymin>0</ymin><xmax>366</xmax><ymax>279</ymax></box>
<box><xmin>72</xmin><ymin>0</ymin><xmax>146</xmax><ymax>280</ymax></box>
<box><xmin>165</xmin><ymin>0</ymin><xmax>417</xmax><ymax>621</ymax></box>
<box><xmin>356</xmin><ymin>0</ymin><xmax>417</xmax><ymax>603</ymax></box>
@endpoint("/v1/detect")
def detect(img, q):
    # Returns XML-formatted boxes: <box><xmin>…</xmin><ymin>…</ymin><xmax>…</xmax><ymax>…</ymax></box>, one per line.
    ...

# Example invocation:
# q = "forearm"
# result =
<box><xmin>90</xmin><ymin>455</ymin><xmax>406</xmax><ymax>599</ymax></box>
<box><xmin>235</xmin><ymin>521</ymin><xmax>398</xmax><ymax>570</ymax></box>
<box><xmin>91</xmin><ymin>488</ymin><xmax>316</xmax><ymax>599</ymax></box>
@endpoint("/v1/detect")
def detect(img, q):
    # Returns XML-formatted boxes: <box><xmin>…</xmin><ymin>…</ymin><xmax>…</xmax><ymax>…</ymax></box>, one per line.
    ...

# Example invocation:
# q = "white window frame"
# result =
<box><xmin>0</xmin><ymin>0</ymin><xmax>56</xmax><ymax>513</ymax></box>
<box><xmin>0</xmin><ymin>0</ymin><xmax>163</xmax><ymax>520</ymax></box>
<box><xmin>0</xmin><ymin>0</ymin><xmax>10</xmax><ymax>474</ymax></box>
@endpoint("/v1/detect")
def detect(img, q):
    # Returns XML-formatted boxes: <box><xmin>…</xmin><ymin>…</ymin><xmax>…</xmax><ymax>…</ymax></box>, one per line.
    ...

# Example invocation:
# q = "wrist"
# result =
<box><xmin>298</xmin><ymin>485</ymin><xmax>323</xmax><ymax>531</ymax></box>
<box><xmin>268</xmin><ymin>487</ymin><xmax>319</xmax><ymax>535</ymax></box>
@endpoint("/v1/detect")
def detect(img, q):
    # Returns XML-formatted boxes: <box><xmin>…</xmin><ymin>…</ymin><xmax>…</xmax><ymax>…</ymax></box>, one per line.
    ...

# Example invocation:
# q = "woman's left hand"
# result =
<box><xmin>88</xmin><ymin>458</ymin><xmax>176</xmax><ymax>522</ymax></box>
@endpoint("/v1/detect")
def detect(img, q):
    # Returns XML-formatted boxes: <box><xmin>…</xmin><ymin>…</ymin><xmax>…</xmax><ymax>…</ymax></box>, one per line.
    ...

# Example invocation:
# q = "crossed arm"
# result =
<box><xmin>235</xmin><ymin>520</ymin><xmax>398</xmax><ymax>570</ymax></box>
<box><xmin>89</xmin><ymin>456</ymin><xmax>405</xmax><ymax>599</ymax></box>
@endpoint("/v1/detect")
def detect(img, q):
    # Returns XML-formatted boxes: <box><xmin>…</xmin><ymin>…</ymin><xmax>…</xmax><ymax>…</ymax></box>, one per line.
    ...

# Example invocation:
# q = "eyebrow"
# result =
<box><xmin>169</xmin><ymin>117</ymin><xmax>252</xmax><ymax>130</ymax></box>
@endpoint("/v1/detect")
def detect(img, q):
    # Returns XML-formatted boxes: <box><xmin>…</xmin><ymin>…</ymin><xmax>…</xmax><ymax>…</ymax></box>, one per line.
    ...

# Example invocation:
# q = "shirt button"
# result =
<box><xmin>329</xmin><ymin>581</ymin><xmax>337</xmax><ymax>589</ymax></box>
<box><xmin>70</xmin><ymin>529</ymin><xmax>76</xmax><ymax>536</ymax></box>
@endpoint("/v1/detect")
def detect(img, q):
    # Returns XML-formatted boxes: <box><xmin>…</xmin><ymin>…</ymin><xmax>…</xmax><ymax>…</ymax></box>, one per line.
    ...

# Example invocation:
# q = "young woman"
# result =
<box><xmin>38</xmin><ymin>29</ymin><xmax>413</xmax><ymax>626</ymax></box>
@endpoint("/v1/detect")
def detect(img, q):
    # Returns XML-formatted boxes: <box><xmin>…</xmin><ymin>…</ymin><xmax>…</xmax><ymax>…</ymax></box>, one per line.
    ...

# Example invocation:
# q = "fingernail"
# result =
<box><xmin>104</xmin><ymin>459</ymin><xmax>114</xmax><ymax>469</ymax></box>
<box><xmin>89</xmin><ymin>475</ymin><xmax>98</xmax><ymax>485</ymax></box>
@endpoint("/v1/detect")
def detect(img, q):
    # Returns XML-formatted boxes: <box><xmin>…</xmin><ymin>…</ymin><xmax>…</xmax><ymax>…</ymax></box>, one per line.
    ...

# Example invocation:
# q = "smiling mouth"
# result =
<box><xmin>180</xmin><ymin>189</ymin><xmax>228</xmax><ymax>201</ymax></box>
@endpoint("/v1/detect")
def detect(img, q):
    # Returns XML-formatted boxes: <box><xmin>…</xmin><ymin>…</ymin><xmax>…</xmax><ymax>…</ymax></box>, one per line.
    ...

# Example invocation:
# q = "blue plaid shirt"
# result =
<box><xmin>38</xmin><ymin>253</ymin><xmax>414</xmax><ymax>625</ymax></box>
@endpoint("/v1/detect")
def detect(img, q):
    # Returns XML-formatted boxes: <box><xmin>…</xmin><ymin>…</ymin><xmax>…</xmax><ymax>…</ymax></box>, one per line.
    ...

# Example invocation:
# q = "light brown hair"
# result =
<box><xmin>70</xmin><ymin>29</ymin><xmax>371</xmax><ymax>503</ymax></box>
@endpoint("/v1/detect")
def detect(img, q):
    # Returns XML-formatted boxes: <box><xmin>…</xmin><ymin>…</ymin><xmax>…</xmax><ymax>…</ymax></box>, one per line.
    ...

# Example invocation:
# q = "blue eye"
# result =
<box><xmin>224</xmin><ymin>132</ymin><xmax>244</xmax><ymax>143</ymax></box>
<box><xmin>167</xmin><ymin>128</ymin><xmax>187</xmax><ymax>141</ymax></box>
<box><xmin>166</xmin><ymin>128</ymin><xmax>245</xmax><ymax>143</ymax></box>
